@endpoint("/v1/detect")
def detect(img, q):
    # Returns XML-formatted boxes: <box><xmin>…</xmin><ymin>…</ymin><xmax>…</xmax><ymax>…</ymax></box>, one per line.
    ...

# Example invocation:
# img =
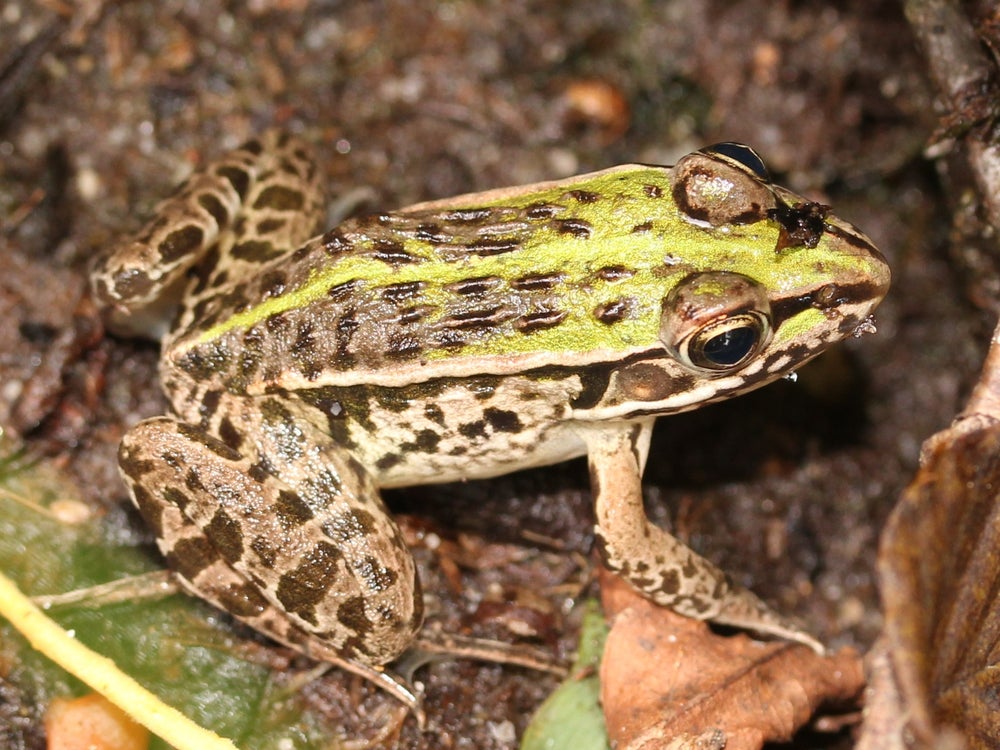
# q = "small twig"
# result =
<box><xmin>905</xmin><ymin>0</ymin><xmax>1000</xmax><ymax>231</ymax></box>
<box><xmin>33</xmin><ymin>571</ymin><xmax>177</xmax><ymax>610</ymax></box>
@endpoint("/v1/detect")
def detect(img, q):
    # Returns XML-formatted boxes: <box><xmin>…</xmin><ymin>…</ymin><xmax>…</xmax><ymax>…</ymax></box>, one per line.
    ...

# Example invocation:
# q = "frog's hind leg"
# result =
<box><xmin>91</xmin><ymin>131</ymin><xmax>324</xmax><ymax>339</ymax></box>
<box><xmin>117</xmin><ymin>414</ymin><xmax>425</xmax><ymax>709</ymax></box>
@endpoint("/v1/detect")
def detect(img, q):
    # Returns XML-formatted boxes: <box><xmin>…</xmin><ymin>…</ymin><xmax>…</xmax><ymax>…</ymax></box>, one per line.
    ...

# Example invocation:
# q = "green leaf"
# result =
<box><xmin>0</xmin><ymin>441</ymin><xmax>340</xmax><ymax>750</ymax></box>
<box><xmin>520</xmin><ymin>600</ymin><xmax>610</xmax><ymax>750</ymax></box>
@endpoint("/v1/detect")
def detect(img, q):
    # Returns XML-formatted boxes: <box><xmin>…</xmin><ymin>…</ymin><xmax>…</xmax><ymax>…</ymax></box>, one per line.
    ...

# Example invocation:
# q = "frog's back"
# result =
<box><xmin>165</xmin><ymin>166</ymin><xmax>695</xmax><ymax>394</ymax></box>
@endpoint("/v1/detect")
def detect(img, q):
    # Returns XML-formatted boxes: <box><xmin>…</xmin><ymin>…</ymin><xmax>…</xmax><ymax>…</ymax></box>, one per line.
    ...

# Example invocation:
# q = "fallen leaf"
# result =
<box><xmin>521</xmin><ymin>600</ymin><xmax>610</xmax><ymax>750</ymax></box>
<box><xmin>870</xmin><ymin>422</ymin><xmax>1000</xmax><ymax>750</ymax></box>
<box><xmin>599</xmin><ymin>574</ymin><xmax>863</xmax><ymax>750</ymax></box>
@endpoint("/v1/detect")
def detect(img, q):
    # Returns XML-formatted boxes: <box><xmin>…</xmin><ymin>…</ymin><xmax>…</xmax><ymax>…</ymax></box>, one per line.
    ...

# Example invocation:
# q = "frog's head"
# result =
<box><xmin>571</xmin><ymin>144</ymin><xmax>891</xmax><ymax>422</ymax></box>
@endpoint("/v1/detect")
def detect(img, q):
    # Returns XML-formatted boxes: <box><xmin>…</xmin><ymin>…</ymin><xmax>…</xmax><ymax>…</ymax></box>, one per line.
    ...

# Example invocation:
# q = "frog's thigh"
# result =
<box><xmin>583</xmin><ymin>422</ymin><xmax>820</xmax><ymax>648</ymax></box>
<box><xmin>118</xmin><ymin>415</ymin><xmax>423</xmax><ymax>666</ymax></box>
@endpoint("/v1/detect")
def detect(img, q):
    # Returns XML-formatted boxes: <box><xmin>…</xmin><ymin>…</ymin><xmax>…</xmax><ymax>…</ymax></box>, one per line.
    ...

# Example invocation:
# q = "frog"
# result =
<box><xmin>90</xmin><ymin>131</ymin><xmax>889</xmax><ymax>706</ymax></box>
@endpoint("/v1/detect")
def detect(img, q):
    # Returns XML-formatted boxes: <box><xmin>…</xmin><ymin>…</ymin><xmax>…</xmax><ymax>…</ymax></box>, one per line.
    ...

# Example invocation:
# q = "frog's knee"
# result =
<box><xmin>120</xmin><ymin>416</ymin><xmax>241</xmax><ymax>473</ymax></box>
<box><xmin>339</xmin><ymin>590</ymin><xmax>425</xmax><ymax>665</ymax></box>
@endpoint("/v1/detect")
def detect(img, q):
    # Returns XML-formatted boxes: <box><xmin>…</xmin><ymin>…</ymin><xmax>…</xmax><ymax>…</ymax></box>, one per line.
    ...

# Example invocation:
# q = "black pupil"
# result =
<box><xmin>702</xmin><ymin>326</ymin><xmax>758</xmax><ymax>366</ymax></box>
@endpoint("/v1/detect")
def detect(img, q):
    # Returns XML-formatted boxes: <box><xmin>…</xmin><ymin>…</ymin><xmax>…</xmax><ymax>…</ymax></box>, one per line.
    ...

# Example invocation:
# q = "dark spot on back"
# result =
<box><xmin>416</xmin><ymin>222</ymin><xmax>449</xmax><ymax>243</ymax></box>
<box><xmin>292</xmin><ymin>321</ymin><xmax>316</xmax><ymax>358</ymax></box>
<box><xmin>248</xmin><ymin>458</ymin><xmax>271</xmax><ymax>483</ymax></box>
<box><xmin>515</xmin><ymin>308</ymin><xmax>567</xmax><ymax>333</ymax></box>
<box><xmin>594</xmin><ymin>298</ymin><xmax>633</xmax><ymax>324</ymax></box>
<box><xmin>466</xmin><ymin>237</ymin><xmax>519</xmax><ymax>256</ymax></box>
<box><xmin>447</xmin><ymin>276</ymin><xmax>502</xmax><ymax>296</ymax></box>
<box><xmin>372</xmin><ymin>239</ymin><xmax>417</xmax><ymax>265</ymax></box>
<box><xmin>565</xmin><ymin>189</ymin><xmax>600</xmax><ymax>203</ymax></box>
<box><xmin>596</xmin><ymin>265</ymin><xmax>635</xmax><ymax>282</ymax></box>
<box><xmin>444</xmin><ymin>306</ymin><xmax>515</xmax><ymax>330</ymax></box>
<box><xmin>336</xmin><ymin>595</ymin><xmax>372</xmax><ymax>634</ymax></box>
<box><xmin>432</xmin><ymin>329</ymin><xmax>467</xmax><ymax>349</ymax></box>
<box><xmin>240</xmin><ymin>138</ymin><xmax>264</xmax><ymax>156</ymax></box>
<box><xmin>525</xmin><ymin>203</ymin><xmax>561</xmax><ymax>219</ymax></box>
<box><xmin>177</xmin><ymin>422</ymin><xmax>242</xmax><ymax>461</ymax></box>
<box><xmin>335</xmin><ymin>312</ymin><xmax>359</xmax><ymax>361</ymax></box>
<box><xmin>386</xmin><ymin>333</ymin><xmax>423</xmax><ymax>358</ymax></box>
<box><xmin>201</xmin><ymin>389</ymin><xmax>222</xmax><ymax>420</ymax></box>
<box><xmin>440</xmin><ymin>207</ymin><xmax>492</xmax><ymax>222</ymax></box>
<box><xmin>322</xmin><ymin>229</ymin><xmax>351</xmax><ymax>256</ymax></box>
<box><xmin>511</xmin><ymin>272</ymin><xmax>564</xmax><ymax>291</ymax></box>
<box><xmin>552</xmin><ymin>218</ymin><xmax>593</xmax><ymax>239</ymax></box>
<box><xmin>260</xmin><ymin>270</ymin><xmax>287</xmax><ymax>297</ymax></box>
<box><xmin>184</xmin><ymin>467</ymin><xmax>207</xmax><ymax>493</ymax></box>
<box><xmin>381</xmin><ymin>280</ymin><xmax>425</xmax><ymax>303</ymax></box>
<box><xmin>328</xmin><ymin>279</ymin><xmax>361</xmax><ymax>302</ymax></box>
<box><xmin>396</xmin><ymin>305</ymin><xmax>433</xmax><ymax>324</ymax></box>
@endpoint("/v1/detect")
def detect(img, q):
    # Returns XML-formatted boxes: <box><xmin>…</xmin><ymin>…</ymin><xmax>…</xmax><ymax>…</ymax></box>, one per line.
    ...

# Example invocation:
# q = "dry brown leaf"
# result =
<box><xmin>599</xmin><ymin>574</ymin><xmax>863</xmax><ymax>750</ymax></box>
<box><xmin>872</xmin><ymin>423</ymin><xmax>1000</xmax><ymax>750</ymax></box>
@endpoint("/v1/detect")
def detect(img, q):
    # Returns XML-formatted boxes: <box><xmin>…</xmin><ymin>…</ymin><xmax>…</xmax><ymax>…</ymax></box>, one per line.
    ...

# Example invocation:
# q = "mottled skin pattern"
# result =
<box><xmin>92</xmin><ymin>131</ymin><xmax>889</xmax><ymax>706</ymax></box>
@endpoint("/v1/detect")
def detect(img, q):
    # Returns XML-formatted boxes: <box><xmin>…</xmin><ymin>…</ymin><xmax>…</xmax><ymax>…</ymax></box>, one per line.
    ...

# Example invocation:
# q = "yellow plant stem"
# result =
<box><xmin>0</xmin><ymin>570</ymin><xmax>237</xmax><ymax>750</ymax></box>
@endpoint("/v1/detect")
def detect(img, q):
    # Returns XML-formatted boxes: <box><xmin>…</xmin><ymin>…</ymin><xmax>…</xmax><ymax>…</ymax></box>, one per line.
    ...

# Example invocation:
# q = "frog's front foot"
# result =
<box><xmin>584</xmin><ymin>422</ymin><xmax>824</xmax><ymax>653</ymax></box>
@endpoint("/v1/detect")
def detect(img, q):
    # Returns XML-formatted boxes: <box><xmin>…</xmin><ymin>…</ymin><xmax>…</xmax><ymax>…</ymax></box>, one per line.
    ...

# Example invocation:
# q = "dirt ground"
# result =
<box><xmin>0</xmin><ymin>1</ymin><xmax>988</xmax><ymax>748</ymax></box>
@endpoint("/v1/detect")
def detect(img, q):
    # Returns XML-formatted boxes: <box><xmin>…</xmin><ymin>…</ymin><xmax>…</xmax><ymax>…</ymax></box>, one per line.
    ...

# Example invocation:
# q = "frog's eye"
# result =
<box><xmin>684</xmin><ymin>313</ymin><xmax>769</xmax><ymax>370</ymax></box>
<box><xmin>700</xmin><ymin>142</ymin><xmax>770</xmax><ymax>181</ymax></box>
<box><xmin>672</xmin><ymin>149</ymin><xmax>775</xmax><ymax>227</ymax></box>
<box><xmin>661</xmin><ymin>272</ymin><xmax>772</xmax><ymax>373</ymax></box>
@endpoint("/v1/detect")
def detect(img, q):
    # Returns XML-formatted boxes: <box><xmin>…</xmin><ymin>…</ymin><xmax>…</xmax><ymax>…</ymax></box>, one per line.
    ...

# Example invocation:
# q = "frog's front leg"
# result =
<box><xmin>117</xmin><ymin>413</ymin><xmax>425</xmax><ymax>706</ymax></box>
<box><xmin>582</xmin><ymin>421</ymin><xmax>823</xmax><ymax>652</ymax></box>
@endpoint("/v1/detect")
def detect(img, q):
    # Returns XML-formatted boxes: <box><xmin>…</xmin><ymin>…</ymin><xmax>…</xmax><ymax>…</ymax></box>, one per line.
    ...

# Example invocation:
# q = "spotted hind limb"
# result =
<box><xmin>117</xmin><ymin>415</ymin><xmax>428</xmax><ymax>713</ymax></box>
<box><xmin>90</xmin><ymin>131</ymin><xmax>323</xmax><ymax>339</ymax></box>
<box><xmin>581</xmin><ymin>420</ymin><xmax>824</xmax><ymax>653</ymax></box>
